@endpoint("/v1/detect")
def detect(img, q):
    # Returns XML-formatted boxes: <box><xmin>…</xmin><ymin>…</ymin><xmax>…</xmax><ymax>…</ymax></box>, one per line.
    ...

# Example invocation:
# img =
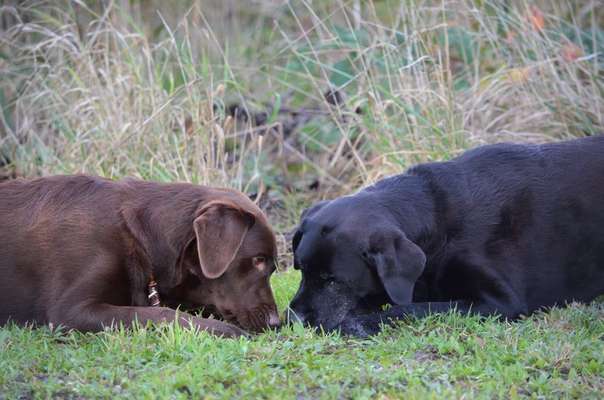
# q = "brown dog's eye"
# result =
<box><xmin>252</xmin><ymin>256</ymin><xmax>266</xmax><ymax>270</ymax></box>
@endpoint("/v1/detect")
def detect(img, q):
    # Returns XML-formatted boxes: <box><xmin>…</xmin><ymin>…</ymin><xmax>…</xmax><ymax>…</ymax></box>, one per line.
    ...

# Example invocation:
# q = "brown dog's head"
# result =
<box><xmin>173</xmin><ymin>192</ymin><xmax>280</xmax><ymax>332</ymax></box>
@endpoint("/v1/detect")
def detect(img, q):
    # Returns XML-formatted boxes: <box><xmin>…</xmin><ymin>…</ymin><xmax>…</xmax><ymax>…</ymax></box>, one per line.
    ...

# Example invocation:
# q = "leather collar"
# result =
<box><xmin>147</xmin><ymin>275</ymin><xmax>161</xmax><ymax>307</ymax></box>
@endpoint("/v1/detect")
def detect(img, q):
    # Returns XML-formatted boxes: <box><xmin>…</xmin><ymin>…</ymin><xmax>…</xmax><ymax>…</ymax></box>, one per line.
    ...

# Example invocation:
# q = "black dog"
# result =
<box><xmin>289</xmin><ymin>136</ymin><xmax>604</xmax><ymax>336</ymax></box>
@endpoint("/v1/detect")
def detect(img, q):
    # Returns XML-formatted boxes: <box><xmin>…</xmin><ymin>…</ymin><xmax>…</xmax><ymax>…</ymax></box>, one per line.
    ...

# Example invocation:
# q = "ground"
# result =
<box><xmin>1</xmin><ymin>270</ymin><xmax>603</xmax><ymax>399</ymax></box>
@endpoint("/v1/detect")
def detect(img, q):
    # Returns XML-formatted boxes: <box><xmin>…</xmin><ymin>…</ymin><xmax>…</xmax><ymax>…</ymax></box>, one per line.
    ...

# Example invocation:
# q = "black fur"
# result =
<box><xmin>288</xmin><ymin>136</ymin><xmax>604</xmax><ymax>336</ymax></box>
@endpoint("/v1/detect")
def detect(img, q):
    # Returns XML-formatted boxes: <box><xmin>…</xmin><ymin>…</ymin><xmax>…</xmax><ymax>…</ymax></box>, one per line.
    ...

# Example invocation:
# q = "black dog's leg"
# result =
<box><xmin>338</xmin><ymin>300</ymin><xmax>523</xmax><ymax>337</ymax></box>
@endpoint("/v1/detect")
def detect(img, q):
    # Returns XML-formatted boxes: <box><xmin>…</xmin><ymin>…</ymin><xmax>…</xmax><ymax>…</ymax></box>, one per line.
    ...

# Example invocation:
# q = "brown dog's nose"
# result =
<box><xmin>266</xmin><ymin>311</ymin><xmax>281</xmax><ymax>329</ymax></box>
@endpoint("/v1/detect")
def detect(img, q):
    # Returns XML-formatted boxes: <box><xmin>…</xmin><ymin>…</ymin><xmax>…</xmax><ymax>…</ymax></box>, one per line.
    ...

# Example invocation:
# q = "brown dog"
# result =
<box><xmin>0</xmin><ymin>175</ymin><xmax>280</xmax><ymax>337</ymax></box>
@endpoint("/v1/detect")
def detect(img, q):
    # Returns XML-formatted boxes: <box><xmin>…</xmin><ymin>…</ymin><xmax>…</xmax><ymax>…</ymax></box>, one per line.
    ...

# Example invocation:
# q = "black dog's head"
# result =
<box><xmin>287</xmin><ymin>194</ymin><xmax>427</xmax><ymax>331</ymax></box>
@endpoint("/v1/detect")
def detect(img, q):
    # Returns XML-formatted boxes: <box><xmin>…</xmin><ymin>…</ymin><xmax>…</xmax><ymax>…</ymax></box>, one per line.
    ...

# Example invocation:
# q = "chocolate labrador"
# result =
<box><xmin>289</xmin><ymin>136</ymin><xmax>604</xmax><ymax>336</ymax></box>
<box><xmin>0</xmin><ymin>175</ymin><xmax>280</xmax><ymax>337</ymax></box>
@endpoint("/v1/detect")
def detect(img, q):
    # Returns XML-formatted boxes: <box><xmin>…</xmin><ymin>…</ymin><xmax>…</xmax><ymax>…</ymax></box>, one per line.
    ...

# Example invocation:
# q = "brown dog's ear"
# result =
<box><xmin>193</xmin><ymin>201</ymin><xmax>255</xmax><ymax>279</ymax></box>
<box><xmin>366</xmin><ymin>229</ymin><xmax>426</xmax><ymax>305</ymax></box>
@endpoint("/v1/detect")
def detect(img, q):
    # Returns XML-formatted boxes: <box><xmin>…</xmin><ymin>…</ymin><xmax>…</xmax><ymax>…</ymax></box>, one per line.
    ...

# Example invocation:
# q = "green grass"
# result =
<box><xmin>1</xmin><ymin>270</ymin><xmax>603</xmax><ymax>399</ymax></box>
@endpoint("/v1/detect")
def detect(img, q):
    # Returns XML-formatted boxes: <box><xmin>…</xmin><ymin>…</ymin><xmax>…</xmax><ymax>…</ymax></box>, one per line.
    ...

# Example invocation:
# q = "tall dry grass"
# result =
<box><xmin>0</xmin><ymin>0</ymin><xmax>602</xmax><ymax>196</ymax></box>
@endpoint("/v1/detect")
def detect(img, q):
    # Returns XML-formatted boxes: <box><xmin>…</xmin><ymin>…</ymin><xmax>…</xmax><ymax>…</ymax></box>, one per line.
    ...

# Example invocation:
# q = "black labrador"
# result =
<box><xmin>288</xmin><ymin>136</ymin><xmax>604</xmax><ymax>336</ymax></box>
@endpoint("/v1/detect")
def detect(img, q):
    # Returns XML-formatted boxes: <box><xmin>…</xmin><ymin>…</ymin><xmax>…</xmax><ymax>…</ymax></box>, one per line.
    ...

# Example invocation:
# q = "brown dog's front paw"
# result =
<box><xmin>217</xmin><ymin>322</ymin><xmax>250</xmax><ymax>338</ymax></box>
<box><xmin>196</xmin><ymin>318</ymin><xmax>249</xmax><ymax>338</ymax></box>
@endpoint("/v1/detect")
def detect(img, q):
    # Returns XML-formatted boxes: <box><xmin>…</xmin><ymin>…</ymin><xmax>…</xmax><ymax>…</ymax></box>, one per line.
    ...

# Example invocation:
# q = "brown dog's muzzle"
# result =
<box><xmin>229</xmin><ymin>303</ymin><xmax>280</xmax><ymax>332</ymax></box>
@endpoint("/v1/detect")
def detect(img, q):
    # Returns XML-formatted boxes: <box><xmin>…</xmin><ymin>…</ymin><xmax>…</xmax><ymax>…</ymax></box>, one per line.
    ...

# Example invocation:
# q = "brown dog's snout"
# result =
<box><xmin>266</xmin><ymin>308</ymin><xmax>281</xmax><ymax>329</ymax></box>
<box><xmin>254</xmin><ymin>304</ymin><xmax>281</xmax><ymax>331</ymax></box>
<box><xmin>232</xmin><ymin>304</ymin><xmax>280</xmax><ymax>332</ymax></box>
<box><xmin>208</xmin><ymin>277</ymin><xmax>280</xmax><ymax>332</ymax></box>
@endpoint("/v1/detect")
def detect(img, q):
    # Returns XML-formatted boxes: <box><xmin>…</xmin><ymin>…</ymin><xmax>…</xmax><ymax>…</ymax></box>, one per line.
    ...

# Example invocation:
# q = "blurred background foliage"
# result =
<box><xmin>0</xmin><ymin>0</ymin><xmax>602</xmax><ymax>228</ymax></box>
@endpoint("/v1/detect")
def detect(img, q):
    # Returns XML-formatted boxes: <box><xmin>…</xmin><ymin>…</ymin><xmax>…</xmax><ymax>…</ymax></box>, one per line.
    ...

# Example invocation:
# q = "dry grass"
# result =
<box><xmin>0</xmin><ymin>0</ymin><xmax>602</xmax><ymax>202</ymax></box>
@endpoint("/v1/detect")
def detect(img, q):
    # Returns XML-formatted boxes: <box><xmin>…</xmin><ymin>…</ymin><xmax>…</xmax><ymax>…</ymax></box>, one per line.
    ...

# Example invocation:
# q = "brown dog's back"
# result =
<box><xmin>0</xmin><ymin>176</ymin><xmax>126</xmax><ymax>325</ymax></box>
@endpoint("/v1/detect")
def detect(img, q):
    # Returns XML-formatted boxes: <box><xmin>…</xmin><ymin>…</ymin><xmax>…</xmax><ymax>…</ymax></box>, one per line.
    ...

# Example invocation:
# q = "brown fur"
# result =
<box><xmin>0</xmin><ymin>175</ymin><xmax>280</xmax><ymax>337</ymax></box>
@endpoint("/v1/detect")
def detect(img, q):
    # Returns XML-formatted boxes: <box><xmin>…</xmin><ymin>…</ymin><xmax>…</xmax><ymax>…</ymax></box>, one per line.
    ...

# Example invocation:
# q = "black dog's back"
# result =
<box><xmin>411</xmin><ymin>136</ymin><xmax>604</xmax><ymax>312</ymax></box>
<box><xmin>521</xmin><ymin>138</ymin><xmax>604</xmax><ymax>308</ymax></box>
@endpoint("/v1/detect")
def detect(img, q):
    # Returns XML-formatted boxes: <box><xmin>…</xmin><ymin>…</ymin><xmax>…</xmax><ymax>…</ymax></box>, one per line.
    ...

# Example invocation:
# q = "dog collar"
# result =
<box><xmin>147</xmin><ymin>275</ymin><xmax>161</xmax><ymax>307</ymax></box>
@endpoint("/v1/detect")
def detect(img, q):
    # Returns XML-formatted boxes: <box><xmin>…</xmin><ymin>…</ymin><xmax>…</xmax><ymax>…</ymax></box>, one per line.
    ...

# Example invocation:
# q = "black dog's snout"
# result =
<box><xmin>286</xmin><ymin>296</ymin><xmax>313</xmax><ymax>326</ymax></box>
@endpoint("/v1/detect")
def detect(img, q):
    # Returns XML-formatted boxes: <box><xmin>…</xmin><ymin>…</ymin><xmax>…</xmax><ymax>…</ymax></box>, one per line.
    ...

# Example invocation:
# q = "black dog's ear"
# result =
<box><xmin>292</xmin><ymin>229</ymin><xmax>303</xmax><ymax>254</ymax></box>
<box><xmin>291</xmin><ymin>229</ymin><xmax>303</xmax><ymax>270</ymax></box>
<box><xmin>366</xmin><ymin>229</ymin><xmax>426</xmax><ymax>305</ymax></box>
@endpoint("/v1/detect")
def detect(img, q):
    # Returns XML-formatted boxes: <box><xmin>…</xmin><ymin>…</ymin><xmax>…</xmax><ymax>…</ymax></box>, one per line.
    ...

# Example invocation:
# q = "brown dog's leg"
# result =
<box><xmin>48</xmin><ymin>303</ymin><xmax>247</xmax><ymax>337</ymax></box>
<box><xmin>42</xmin><ymin>251</ymin><xmax>247</xmax><ymax>337</ymax></box>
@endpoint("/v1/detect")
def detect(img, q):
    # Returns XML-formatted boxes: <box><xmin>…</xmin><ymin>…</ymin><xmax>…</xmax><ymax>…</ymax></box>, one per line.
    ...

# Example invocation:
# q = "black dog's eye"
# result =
<box><xmin>320</xmin><ymin>225</ymin><xmax>333</xmax><ymax>236</ymax></box>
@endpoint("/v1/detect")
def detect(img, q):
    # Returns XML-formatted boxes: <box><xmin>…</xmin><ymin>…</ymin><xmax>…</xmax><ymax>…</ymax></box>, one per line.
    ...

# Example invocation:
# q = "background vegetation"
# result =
<box><xmin>1</xmin><ymin>0</ymin><xmax>603</xmax><ymax>398</ymax></box>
